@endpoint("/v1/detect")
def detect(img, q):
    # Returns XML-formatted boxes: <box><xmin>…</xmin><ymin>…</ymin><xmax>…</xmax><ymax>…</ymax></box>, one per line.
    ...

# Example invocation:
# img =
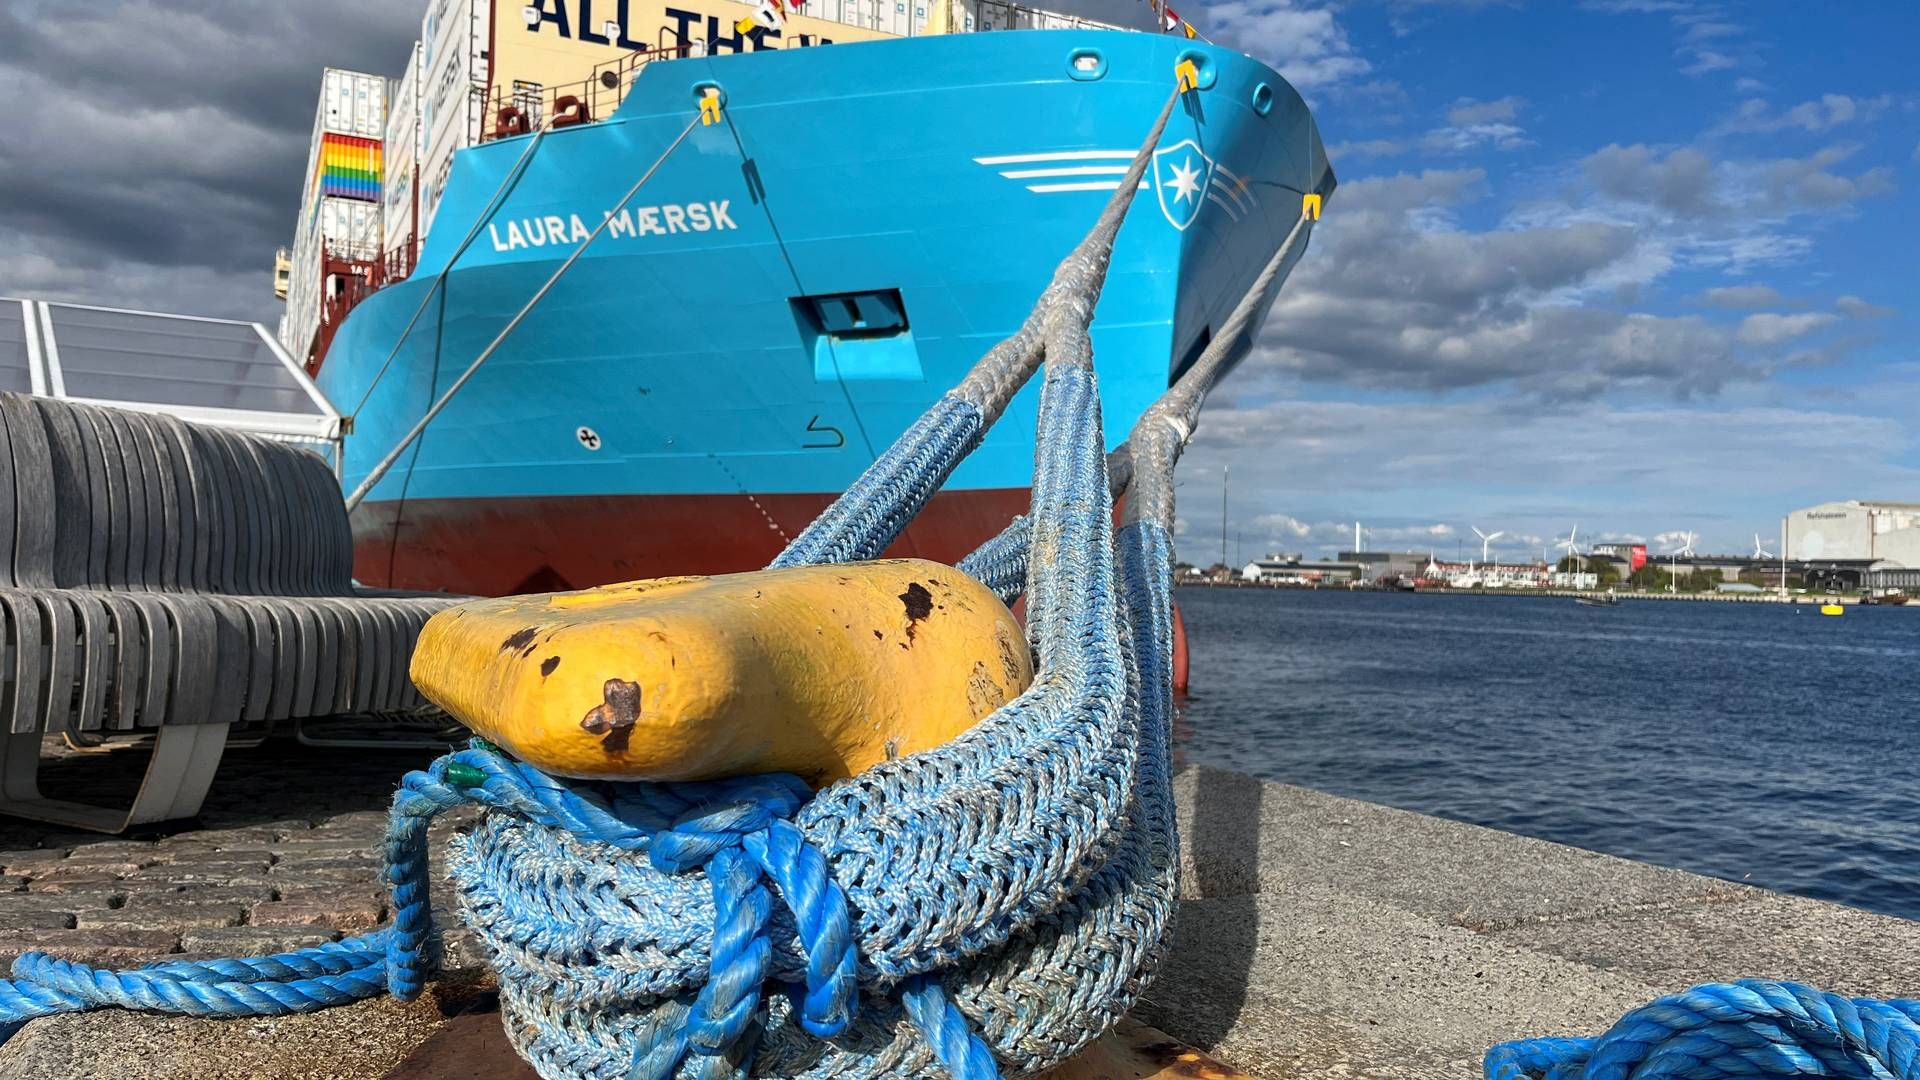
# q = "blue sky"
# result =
<box><xmin>1136</xmin><ymin>1</ymin><xmax>1919</xmax><ymax>565</ymax></box>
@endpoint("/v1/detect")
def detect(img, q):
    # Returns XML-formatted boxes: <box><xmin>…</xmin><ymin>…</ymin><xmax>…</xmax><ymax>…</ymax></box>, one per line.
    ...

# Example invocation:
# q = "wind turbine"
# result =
<box><xmin>1667</xmin><ymin>531</ymin><xmax>1697</xmax><ymax>593</ymax></box>
<box><xmin>1556</xmin><ymin>524</ymin><xmax>1580</xmax><ymax>569</ymax></box>
<box><xmin>1753</xmin><ymin>533</ymin><xmax>1774</xmax><ymax>560</ymax></box>
<box><xmin>1472</xmin><ymin>526</ymin><xmax>1504</xmax><ymax>569</ymax></box>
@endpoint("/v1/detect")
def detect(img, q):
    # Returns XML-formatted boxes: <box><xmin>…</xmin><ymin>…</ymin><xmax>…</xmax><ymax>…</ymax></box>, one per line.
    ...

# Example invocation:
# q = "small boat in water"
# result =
<box><xmin>1575</xmin><ymin>593</ymin><xmax>1619</xmax><ymax>608</ymax></box>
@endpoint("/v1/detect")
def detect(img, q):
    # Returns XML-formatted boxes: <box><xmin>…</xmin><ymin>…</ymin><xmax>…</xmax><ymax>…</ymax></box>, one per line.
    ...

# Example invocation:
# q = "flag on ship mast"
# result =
<box><xmin>1161</xmin><ymin>4</ymin><xmax>1181</xmax><ymax>31</ymax></box>
<box><xmin>736</xmin><ymin>0</ymin><xmax>786</xmax><ymax>34</ymax></box>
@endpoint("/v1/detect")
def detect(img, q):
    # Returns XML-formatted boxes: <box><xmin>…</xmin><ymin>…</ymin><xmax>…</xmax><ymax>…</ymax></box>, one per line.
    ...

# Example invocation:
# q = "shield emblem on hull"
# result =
<box><xmin>1153</xmin><ymin>139</ymin><xmax>1215</xmax><ymax>232</ymax></box>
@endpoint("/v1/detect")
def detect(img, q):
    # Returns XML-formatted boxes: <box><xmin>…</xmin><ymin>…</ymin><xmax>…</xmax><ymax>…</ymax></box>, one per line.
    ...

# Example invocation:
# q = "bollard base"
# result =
<box><xmin>381</xmin><ymin>1003</ymin><xmax>1255</xmax><ymax>1080</ymax></box>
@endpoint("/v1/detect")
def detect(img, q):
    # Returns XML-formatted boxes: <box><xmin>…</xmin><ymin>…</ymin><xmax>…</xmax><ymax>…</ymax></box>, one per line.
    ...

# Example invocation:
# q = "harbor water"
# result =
<box><xmin>1174</xmin><ymin>586</ymin><xmax>1920</xmax><ymax>920</ymax></box>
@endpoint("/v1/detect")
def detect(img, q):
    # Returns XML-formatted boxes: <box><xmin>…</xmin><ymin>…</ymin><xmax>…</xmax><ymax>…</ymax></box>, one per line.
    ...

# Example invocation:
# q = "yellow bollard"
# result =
<box><xmin>410</xmin><ymin>559</ymin><xmax>1034</xmax><ymax>786</ymax></box>
<box><xmin>700</xmin><ymin>89</ymin><xmax>724</xmax><ymax>126</ymax></box>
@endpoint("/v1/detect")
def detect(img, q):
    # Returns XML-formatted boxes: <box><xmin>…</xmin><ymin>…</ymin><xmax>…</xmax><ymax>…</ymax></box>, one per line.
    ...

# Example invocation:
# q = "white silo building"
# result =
<box><xmin>1785</xmin><ymin>501</ymin><xmax>1920</xmax><ymax>566</ymax></box>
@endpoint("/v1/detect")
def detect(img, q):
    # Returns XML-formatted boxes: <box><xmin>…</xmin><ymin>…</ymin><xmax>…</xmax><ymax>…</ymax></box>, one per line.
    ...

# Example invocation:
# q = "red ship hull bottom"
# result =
<box><xmin>352</xmin><ymin>489</ymin><xmax>1037</xmax><ymax>597</ymax></box>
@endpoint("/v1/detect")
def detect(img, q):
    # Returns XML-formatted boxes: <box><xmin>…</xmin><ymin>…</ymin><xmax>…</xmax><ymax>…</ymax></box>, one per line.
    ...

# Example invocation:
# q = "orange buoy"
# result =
<box><xmin>1171</xmin><ymin>602</ymin><xmax>1190</xmax><ymax>695</ymax></box>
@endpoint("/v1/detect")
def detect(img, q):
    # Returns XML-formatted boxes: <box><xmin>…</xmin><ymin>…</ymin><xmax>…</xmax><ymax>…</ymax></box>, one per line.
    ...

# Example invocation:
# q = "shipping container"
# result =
<box><xmin>385</xmin><ymin>42</ymin><xmax>424</xmax><ymax>258</ymax></box>
<box><xmin>281</xmin><ymin>196</ymin><xmax>383</xmax><ymax>361</ymax></box>
<box><xmin>296</xmin><ymin>69</ymin><xmax>388</xmax><ymax>214</ymax></box>
<box><xmin>313</xmin><ymin>133</ymin><xmax>385</xmax><ymax>202</ymax></box>
<box><xmin>316</xmin><ymin>68</ymin><xmax>390</xmax><ymax>138</ymax></box>
<box><xmin>420</xmin><ymin>0</ymin><xmax>488</xmax><ymax>233</ymax></box>
<box><xmin>283</xmin><ymin>67</ymin><xmax>387</xmax><ymax>359</ymax></box>
<box><xmin>946</xmin><ymin>0</ymin><xmax>1120</xmax><ymax>33</ymax></box>
<box><xmin>800</xmin><ymin>0</ymin><xmax>926</xmax><ymax>36</ymax></box>
<box><xmin>422</xmin><ymin>0</ymin><xmax>486</xmax><ymax>155</ymax></box>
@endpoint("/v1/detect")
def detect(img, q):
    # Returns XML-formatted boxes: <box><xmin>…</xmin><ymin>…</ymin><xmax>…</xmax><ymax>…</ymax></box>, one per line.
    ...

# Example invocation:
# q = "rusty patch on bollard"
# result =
<box><xmin>384</xmin><ymin>991</ymin><xmax>540</xmax><ymax>1080</ymax></box>
<box><xmin>1038</xmin><ymin>1018</ymin><xmax>1260</xmax><ymax>1080</ymax></box>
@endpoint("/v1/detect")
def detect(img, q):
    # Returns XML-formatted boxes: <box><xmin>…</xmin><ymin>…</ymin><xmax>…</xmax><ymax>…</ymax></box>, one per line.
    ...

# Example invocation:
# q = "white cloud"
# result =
<box><xmin>1735</xmin><ymin>312</ymin><xmax>1837</xmax><ymax>347</ymax></box>
<box><xmin>1681</xmin><ymin>49</ymin><xmax>1737</xmax><ymax>76</ymax></box>
<box><xmin>1258</xmin><ymin>168</ymin><xmax>1765</xmax><ymax>398</ymax></box>
<box><xmin>1695</xmin><ymin>285</ymin><xmax>1785</xmax><ymax>309</ymax></box>
<box><xmin>1652</xmin><ymin>530</ymin><xmax>1697</xmax><ymax>551</ymax></box>
<box><xmin>1241</xmin><ymin>514</ymin><xmax>1474</xmax><ymax>558</ymax></box>
<box><xmin>1715</xmin><ymin>94</ymin><xmax>1894</xmax><ymax>136</ymax></box>
<box><xmin>1584</xmin><ymin>145</ymin><xmax>1723</xmax><ymax>217</ymax></box>
<box><xmin>1330</xmin><ymin>138</ymin><xmax>1413</xmax><ymax>161</ymax></box>
<box><xmin>1423</xmin><ymin>121</ymin><xmax>1532</xmax><ymax>154</ymax></box>
<box><xmin>1753</xmin><ymin>144</ymin><xmax>1897</xmax><ymax>211</ymax></box>
<box><xmin>1445</xmin><ymin>96</ymin><xmax>1524</xmax><ymax>125</ymax></box>
<box><xmin>1582</xmin><ymin>141</ymin><xmax>1896</xmax><ymax>226</ymax></box>
<box><xmin>1835</xmin><ymin>295</ymin><xmax>1895</xmax><ymax>319</ymax></box>
<box><xmin>1581</xmin><ymin>1</ymin><xmax>1761</xmax><ymax>82</ymax></box>
<box><xmin>1199</xmin><ymin>1</ymin><xmax>1370</xmax><ymax>91</ymax></box>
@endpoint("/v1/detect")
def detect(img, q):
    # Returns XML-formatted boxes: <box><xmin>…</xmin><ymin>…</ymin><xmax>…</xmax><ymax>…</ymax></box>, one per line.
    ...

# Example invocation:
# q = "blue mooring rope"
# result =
<box><xmin>1487</xmin><ymin>980</ymin><xmax>1920</xmax><ymax>1079</ymax></box>
<box><xmin>0</xmin><ymin>747</ymin><xmax>877</xmax><ymax>1078</ymax></box>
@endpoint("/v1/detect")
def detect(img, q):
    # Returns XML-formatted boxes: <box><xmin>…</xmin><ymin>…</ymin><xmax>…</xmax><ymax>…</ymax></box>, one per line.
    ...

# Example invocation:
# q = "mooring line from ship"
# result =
<box><xmin>706</xmin><ymin>108</ymin><xmax>883</xmax><ymax>469</ymax></box>
<box><xmin>343</xmin><ymin>108</ymin><xmax>709</xmax><ymax>513</ymax></box>
<box><xmin>345</xmin><ymin>125</ymin><xmax>554</xmax><ymax>425</ymax></box>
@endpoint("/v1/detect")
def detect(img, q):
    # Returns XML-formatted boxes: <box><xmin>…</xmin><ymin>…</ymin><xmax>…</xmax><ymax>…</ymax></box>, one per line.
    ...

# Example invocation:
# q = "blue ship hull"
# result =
<box><xmin>319</xmin><ymin>29</ymin><xmax>1332</xmax><ymax>595</ymax></box>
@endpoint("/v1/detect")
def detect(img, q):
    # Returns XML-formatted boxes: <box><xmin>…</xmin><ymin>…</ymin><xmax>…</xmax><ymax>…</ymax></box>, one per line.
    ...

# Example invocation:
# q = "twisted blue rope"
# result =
<box><xmin>0</xmin><ymin>746</ymin><xmax>861</xmax><ymax>1080</ymax></box>
<box><xmin>901</xmin><ymin>975</ymin><xmax>1002</xmax><ymax>1080</ymax></box>
<box><xmin>1488</xmin><ymin>981</ymin><xmax>1920</xmax><ymax>1079</ymax></box>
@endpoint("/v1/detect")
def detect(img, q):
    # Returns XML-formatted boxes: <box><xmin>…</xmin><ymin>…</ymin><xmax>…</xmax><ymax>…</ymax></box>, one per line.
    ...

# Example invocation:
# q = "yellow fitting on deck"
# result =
<box><xmin>700</xmin><ymin>89</ymin><xmax>724</xmax><ymax>126</ymax></box>
<box><xmin>410</xmin><ymin>559</ymin><xmax>1034</xmax><ymax>786</ymax></box>
<box><xmin>1302</xmin><ymin>192</ymin><xmax>1322</xmax><ymax>220</ymax></box>
<box><xmin>1176</xmin><ymin>59</ymin><xmax>1201</xmax><ymax>93</ymax></box>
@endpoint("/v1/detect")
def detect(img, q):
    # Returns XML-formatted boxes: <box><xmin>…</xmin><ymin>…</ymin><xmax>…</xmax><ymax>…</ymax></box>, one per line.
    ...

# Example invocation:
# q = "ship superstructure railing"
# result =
<box><xmin>481</xmin><ymin>39</ymin><xmax>695</xmax><ymax>143</ymax></box>
<box><xmin>305</xmin><ymin>237</ymin><xmax>423</xmax><ymax>377</ymax></box>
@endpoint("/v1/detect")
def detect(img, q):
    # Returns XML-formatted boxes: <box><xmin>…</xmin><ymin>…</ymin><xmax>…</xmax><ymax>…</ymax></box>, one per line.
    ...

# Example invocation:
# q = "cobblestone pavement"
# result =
<box><xmin>0</xmin><ymin>736</ymin><xmax>480</xmax><ymax>971</ymax></box>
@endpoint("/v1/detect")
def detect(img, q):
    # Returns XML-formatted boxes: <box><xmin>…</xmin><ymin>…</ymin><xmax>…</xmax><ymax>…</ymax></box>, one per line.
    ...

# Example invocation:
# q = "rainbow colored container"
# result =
<box><xmin>316</xmin><ymin>133</ymin><xmax>384</xmax><ymax>203</ymax></box>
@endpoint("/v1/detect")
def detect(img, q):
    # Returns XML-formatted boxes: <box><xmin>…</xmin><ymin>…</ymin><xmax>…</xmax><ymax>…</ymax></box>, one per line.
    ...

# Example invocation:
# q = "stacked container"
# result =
<box><xmin>385</xmin><ymin>42</ymin><xmax>425</xmax><ymax>262</ymax></box>
<box><xmin>419</xmin><ymin>0</ymin><xmax>488</xmax><ymax>237</ymax></box>
<box><xmin>799</xmin><ymin>0</ymin><xmax>1111</xmax><ymax>37</ymax></box>
<box><xmin>281</xmin><ymin>68</ymin><xmax>388</xmax><ymax>363</ymax></box>
<box><xmin>944</xmin><ymin>0</ymin><xmax>1119</xmax><ymax>33</ymax></box>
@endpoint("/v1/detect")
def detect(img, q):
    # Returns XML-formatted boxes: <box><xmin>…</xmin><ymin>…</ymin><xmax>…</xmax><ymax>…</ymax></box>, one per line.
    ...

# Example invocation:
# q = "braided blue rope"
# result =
<box><xmin>772</xmin><ymin>396</ymin><xmax>985</xmax><ymax>569</ymax></box>
<box><xmin>1487</xmin><ymin>981</ymin><xmax>1920</xmax><ymax>1079</ymax></box>
<box><xmin>956</xmin><ymin>515</ymin><xmax>1030</xmax><ymax>605</ymax></box>
<box><xmin>0</xmin><ymin>749</ymin><xmax>857</xmax><ymax>1080</ymax></box>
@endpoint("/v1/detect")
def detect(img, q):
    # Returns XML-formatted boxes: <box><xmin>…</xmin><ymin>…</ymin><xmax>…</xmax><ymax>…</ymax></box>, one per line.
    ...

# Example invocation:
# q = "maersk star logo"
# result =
<box><xmin>1153</xmin><ymin>139</ymin><xmax>1216</xmax><ymax>231</ymax></box>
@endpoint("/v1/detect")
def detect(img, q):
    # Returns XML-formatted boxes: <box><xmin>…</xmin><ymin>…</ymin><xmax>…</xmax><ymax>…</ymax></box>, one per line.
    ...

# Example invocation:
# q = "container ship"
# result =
<box><xmin>280</xmin><ymin>0</ymin><xmax>1334</xmax><ymax>596</ymax></box>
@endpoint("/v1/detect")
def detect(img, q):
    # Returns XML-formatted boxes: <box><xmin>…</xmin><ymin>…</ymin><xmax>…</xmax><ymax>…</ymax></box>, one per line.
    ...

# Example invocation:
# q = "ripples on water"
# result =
<box><xmin>1173</xmin><ymin>587</ymin><xmax>1920</xmax><ymax>919</ymax></box>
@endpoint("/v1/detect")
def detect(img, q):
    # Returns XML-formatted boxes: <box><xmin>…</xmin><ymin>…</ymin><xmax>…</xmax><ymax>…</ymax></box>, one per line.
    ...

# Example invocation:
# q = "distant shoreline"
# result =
<box><xmin>1175</xmin><ymin>581</ymin><xmax>1904</xmax><ymax>606</ymax></box>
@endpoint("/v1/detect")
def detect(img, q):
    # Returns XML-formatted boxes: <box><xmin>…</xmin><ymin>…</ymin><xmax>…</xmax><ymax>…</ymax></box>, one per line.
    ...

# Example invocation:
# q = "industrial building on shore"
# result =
<box><xmin>1786</xmin><ymin>501</ymin><xmax>1920</xmax><ymax>590</ymax></box>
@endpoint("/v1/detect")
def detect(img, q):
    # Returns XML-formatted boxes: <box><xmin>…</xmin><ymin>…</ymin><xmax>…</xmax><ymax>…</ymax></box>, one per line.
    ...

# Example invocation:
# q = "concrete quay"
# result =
<box><xmin>0</xmin><ymin>755</ymin><xmax>1915</xmax><ymax>1078</ymax></box>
